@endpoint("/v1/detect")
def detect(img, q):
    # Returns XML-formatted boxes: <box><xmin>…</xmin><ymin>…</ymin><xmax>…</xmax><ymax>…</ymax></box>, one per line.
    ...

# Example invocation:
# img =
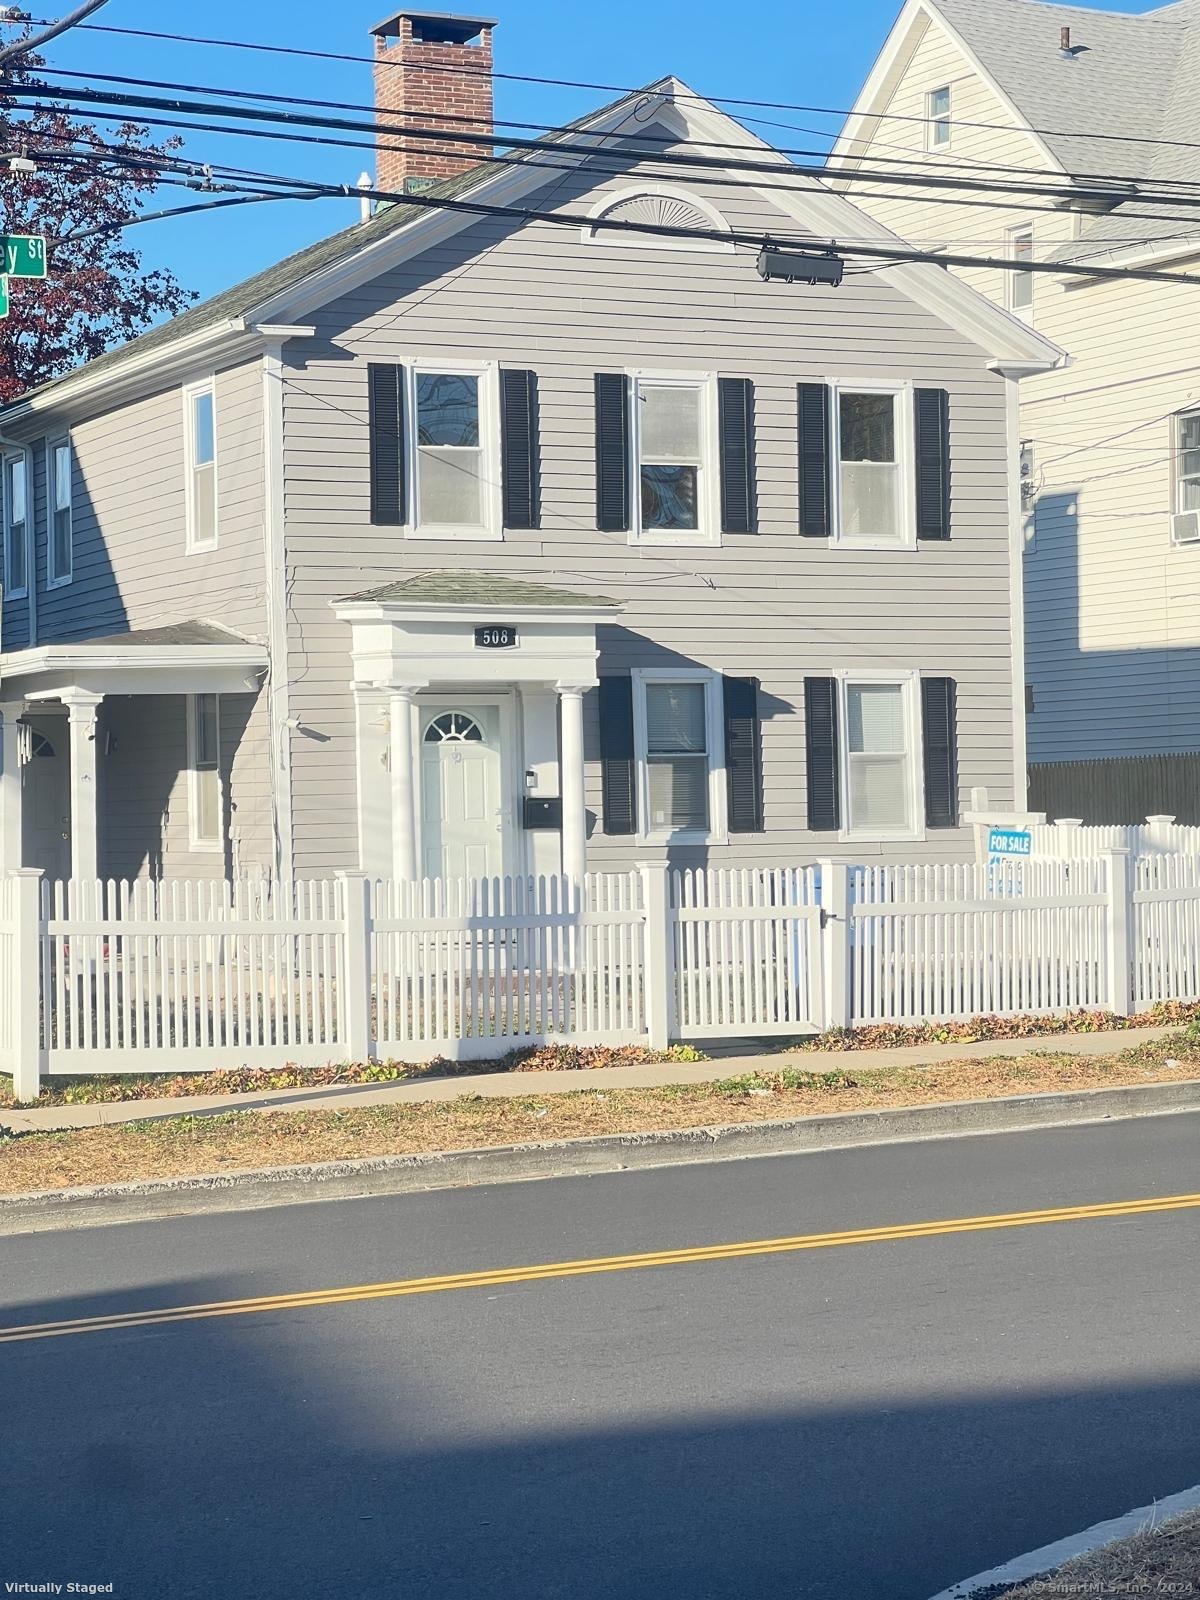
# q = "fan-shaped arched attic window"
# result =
<box><xmin>582</xmin><ymin>185</ymin><xmax>734</xmax><ymax>253</ymax></box>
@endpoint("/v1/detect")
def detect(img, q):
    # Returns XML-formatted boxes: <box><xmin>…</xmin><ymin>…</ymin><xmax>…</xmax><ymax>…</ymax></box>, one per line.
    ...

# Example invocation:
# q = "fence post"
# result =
<box><xmin>11</xmin><ymin>869</ymin><xmax>44</xmax><ymax>1102</ymax></box>
<box><xmin>639</xmin><ymin>862</ymin><xmax>671</xmax><ymax>1048</ymax></box>
<box><xmin>818</xmin><ymin>860</ymin><xmax>852</xmax><ymax>1033</ymax></box>
<box><xmin>1104</xmin><ymin>848</ymin><xmax>1133</xmax><ymax>1017</ymax></box>
<box><xmin>339</xmin><ymin>871</ymin><xmax>374</xmax><ymax>1062</ymax></box>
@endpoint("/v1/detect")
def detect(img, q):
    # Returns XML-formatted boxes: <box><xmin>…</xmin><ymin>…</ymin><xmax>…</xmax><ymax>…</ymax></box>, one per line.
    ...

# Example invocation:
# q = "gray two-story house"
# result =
<box><xmin>0</xmin><ymin>10</ymin><xmax>1057</xmax><ymax>886</ymax></box>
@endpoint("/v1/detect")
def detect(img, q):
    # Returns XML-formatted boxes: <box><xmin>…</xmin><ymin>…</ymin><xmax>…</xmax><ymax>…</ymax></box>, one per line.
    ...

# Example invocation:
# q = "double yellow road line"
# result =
<box><xmin>3</xmin><ymin>1190</ymin><xmax>1198</xmax><ymax>1345</ymax></box>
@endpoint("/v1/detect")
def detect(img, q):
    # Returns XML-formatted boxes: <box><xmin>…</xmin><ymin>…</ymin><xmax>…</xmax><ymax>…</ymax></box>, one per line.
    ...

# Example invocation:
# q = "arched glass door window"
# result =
<box><xmin>424</xmin><ymin>712</ymin><xmax>484</xmax><ymax>744</ymax></box>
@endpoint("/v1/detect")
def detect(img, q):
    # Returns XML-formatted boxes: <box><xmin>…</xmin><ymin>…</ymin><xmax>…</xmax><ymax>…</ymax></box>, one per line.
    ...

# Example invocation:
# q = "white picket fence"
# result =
<box><xmin>3</xmin><ymin>849</ymin><xmax>1200</xmax><ymax>1099</ymax></box>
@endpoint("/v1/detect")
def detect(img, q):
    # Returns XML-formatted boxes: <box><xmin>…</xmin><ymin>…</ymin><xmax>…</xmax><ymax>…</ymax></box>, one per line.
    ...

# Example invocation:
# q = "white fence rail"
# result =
<box><xmin>3</xmin><ymin>848</ymin><xmax>1199</xmax><ymax>1099</ymax></box>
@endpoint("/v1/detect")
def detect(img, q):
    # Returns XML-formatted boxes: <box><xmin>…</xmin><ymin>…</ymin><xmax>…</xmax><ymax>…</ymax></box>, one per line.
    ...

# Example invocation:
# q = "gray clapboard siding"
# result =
<box><xmin>278</xmin><ymin>147</ymin><xmax>1018</xmax><ymax>873</ymax></box>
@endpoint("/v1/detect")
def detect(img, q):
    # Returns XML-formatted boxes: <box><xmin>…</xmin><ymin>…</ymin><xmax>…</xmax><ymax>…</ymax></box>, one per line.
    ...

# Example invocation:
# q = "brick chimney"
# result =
<box><xmin>370</xmin><ymin>10</ymin><xmax>496</xmax><ymax>195</ymax></box>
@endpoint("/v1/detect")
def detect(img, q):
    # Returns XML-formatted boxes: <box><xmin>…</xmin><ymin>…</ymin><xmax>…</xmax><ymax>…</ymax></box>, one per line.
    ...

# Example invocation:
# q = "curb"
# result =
<box><xmin>3</xmin><ymin>1077</ymin><xmax>1199</xmax><ymax>1235</ymax></box>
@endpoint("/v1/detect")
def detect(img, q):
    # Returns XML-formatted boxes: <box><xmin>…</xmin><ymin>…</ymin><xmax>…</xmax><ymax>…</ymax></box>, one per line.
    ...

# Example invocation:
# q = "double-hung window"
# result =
<box><xmin>187</xmin><ymin>693</ymin><xmax>222</xmax><ymax>850</ymax></box>
<box><xmin>49</xmin><ymin>436</ymin><xmax>73</xmax><ymax>586</ymax></box>
<box><xmin>633</xmin><ymin>671</ymin><xmax>725</xmax><ymax>839</ymax></box>
<box><xmin>3</xmin><ymin>451</ymin><xmax>29</xmax><ymax>598</ymax></box>
<box><xmin>1008</xmin><ymin>226</ymin><xmax>1034</xmax><ymax>314</ymax></box>
<box><xmin>926</xmin><ymin>85</ymin><xmax>952</xmax><ymax>148</ymax></box>
<box><xmin>835</xmin><ymin>387</ymin><xmax>911</xmax><ymax>545</ymax></box>
<box><xmin>1174</xmin><ymin>411</ymin><xmax>1200</xmax><ymax>530</ymax></box>
<box><xmin>842</xmin><ymin>677</ymin><xmax>920</xmax><ymax>837</ymax></box>
<box><xmin>411</xmin><ymin>365</ymin><xmax>500</xmax><ymax>538</ymax></box>
<box><xmin>185</xmin><ymin>380</ymin><xmax>217</xmax><ymax>551</ymax></box>
<box><xmin>633</xmin><ymin>375</ymin><xmax>715</xmax><ymax>543</ymax></box>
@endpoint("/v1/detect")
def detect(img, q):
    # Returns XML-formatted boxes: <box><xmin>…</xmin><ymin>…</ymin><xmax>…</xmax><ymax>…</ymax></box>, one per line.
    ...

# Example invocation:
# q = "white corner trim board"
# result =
<box><xmin>925</xmin><ymin>1479</ymin><xmax>1200</xmax><ymax>1600</ymax></box>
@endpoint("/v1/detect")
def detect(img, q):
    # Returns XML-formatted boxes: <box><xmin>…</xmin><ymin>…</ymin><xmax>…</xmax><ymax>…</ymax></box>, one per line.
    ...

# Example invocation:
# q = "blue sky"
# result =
<box><xmin>38</xmin><ymin>0</ymin><xmax>1161</xmax><ymax>307</ymax></box>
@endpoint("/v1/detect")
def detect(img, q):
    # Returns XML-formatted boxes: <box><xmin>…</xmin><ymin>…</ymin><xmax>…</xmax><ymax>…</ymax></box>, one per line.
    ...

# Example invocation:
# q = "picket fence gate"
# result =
<box><xmin>2</xmin><ymin>849</ymin><xmax>1198</xmax><ymax>1099</ymax></box>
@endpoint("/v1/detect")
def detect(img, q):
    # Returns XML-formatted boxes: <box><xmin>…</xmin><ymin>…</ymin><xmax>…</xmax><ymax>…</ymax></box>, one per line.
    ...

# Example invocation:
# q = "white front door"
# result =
<box><xmin>419</xmin><ymin>703</ymin><xmax>507</xmax><ymax>879</ymax></box>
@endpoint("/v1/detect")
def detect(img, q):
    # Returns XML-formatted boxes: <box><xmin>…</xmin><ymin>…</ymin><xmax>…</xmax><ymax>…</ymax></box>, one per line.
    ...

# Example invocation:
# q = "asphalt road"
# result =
<box><xmin>3</xmin><ymin>1113</ymin><xmax>1200</xmax><ymax>1600</ymax></box>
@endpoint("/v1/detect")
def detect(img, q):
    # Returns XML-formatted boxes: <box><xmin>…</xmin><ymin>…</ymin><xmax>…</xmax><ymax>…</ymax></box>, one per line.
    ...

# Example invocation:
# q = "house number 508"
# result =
<box><xmin>474</xmin><ymin>625</ymin><xmax>518</xmax><ymax>648</ymax></box>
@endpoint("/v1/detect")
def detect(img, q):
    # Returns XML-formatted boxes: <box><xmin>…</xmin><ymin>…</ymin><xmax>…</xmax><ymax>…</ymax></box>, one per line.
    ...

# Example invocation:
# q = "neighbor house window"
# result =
<box><xmin>1008</xmin><ymin>227</ymin><xmax>1034</xmax><ymax>313</ymax></box>
<box><xmin>49</xmin><ymin>436</ymin><xmax>72</xmax><ymax>586</ymax></box>
<box><xmin>926</xmin><ymin>85</ymin><xmax>952</xmax><ymax>148</ymax></box>
<box><xmin>1175</xmin><ymin>410</ymin><xmax>1200</xmax><ymax>515</ymax></box>
<box><xmin>634</xmin><ymin>376</ymin><xmax>714</xmax><ymax>543</ymax></box>
<box><xmin>3</xmin><ymin>451</ymin><xmax>29</xmax><ymax>598</ymax></box>
<box><xmin>842</xmin><ymin>678</ymin><xmax>918</xmax><ymax>836</ymax></box>
<box><xmin>412</xmin><ymin>367</ymin><xmax>500</xmax><ymax>536</ymax></box>
<box><xmin>633</xmin><ymin>672</ymin><xmax>724</xmax><ymax>838</ymax></box>
<box><xmin>185</xmin><ymin>380</ymin><xmax>217</xmax><ymax>551</ymax></box>
<box><xmin>836</xmin><ymin>388</ymin><xmax>910</xmax><ymax>544</ymax></box>
<box><xmin>187</xmin><ymin>693</ymin><xmax>222</xmax><ymax>850</ymax></box>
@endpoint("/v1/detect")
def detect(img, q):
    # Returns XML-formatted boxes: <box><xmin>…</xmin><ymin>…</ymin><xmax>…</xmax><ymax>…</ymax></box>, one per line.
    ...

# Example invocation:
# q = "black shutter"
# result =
<box><xmin>804</xmin><ymin>677</ymin><xmax>841</xmax><ymax>831</ymax></box>
<box><xmin>723</xmin><ymin>676</ymin><xmax>763</xmax><ymax>832</ymax></box>
<box><xmin>921</xmin><ymin>676</ymin><xmax>959</xmax><ymax>828</ymax></box>
<box><xmin>500</xmin><ymin>368</ymin><xmax>539</xmax><ymax>530</ymax></box>
<box><xmin>798</xmin><ymin>382</ymin><xmax>831</xmax><ymax>537</ymax></box>
<box><xmin>368</xmin><ymin>363</ymin><xmax>405</xmax><ymax>526</ymax></box>
<box><xmin>915</xmin><ymin>387</ymin><xmax>951</xmax><ymax>541</ymax></box>
<box><xmin>595</xmin><ymin>373</ymin><xmax>630</xmax><ymax>532</ymax></box>
<box><xmin>599</xmin><ymin>676</ymin><xmax>637</xmax><ymax>835</ymax></box>
<box><xmin>718</xmin><ymin>377</ymin><xmax>756</xmax><ymax>534</ymax></box>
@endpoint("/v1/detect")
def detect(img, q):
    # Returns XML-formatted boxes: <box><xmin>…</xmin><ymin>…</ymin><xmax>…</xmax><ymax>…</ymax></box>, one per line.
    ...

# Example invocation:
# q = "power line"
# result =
<box><xmin>18</xmin><ymin>12</ymin><xmax>1200</xmax><ymax>162</ymax></box>
<box><xmin>0</xmin><ymin>0</ymin><xmax>108</xmax><ymax>65</ymax></box>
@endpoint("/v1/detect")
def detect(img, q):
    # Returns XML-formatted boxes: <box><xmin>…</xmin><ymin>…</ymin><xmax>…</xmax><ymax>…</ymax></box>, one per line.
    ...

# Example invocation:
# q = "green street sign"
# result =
<box><xmin>0</xmin><ymin>235</ymin><xmax>46</xmax><ymax>278</ymax></box>
<box><xmin>0</xmin><ymin>278</ymin><xmax>8</xmax><ymax>318</ymax></box>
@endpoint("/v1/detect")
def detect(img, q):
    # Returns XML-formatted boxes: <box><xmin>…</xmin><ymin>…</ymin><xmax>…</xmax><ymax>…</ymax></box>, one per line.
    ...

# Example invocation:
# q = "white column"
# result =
<box><xmin>0</xmin><ymin>702</ymin><xmax>24</xmax><ymax>875</ymax></box>
<box><xmin>352</xmin><ymin>683</ymin><xmax>392</xmax><ymax>879</ymax></box>
<box><xmin>557</xmin><ymin>684</ymin><xmax>587</xmax><ymax>885</ymax></box>
<box><xmin>389</xmin><ymin>686</ymin><xmax>419</xmax><ymax>883</ymax></box>
<box><xmin>62</xmin><ymin>690</ymin><xmax>103</xmax><ymax>883</ymax></box>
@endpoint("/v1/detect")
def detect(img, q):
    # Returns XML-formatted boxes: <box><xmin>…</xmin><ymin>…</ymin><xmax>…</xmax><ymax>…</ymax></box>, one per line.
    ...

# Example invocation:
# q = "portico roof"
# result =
<box><xmin>337</xmin><ymin>573</ymin><xmax>622</xmax><ymax>611</ymax></box>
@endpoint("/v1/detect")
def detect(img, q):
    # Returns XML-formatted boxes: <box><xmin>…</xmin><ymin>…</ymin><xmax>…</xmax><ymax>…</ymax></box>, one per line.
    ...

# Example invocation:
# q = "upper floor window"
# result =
<box><xmin>184</xmin><ymin>379</ymin><xmax>217</xmax><ymax>552</ymax></box>
<box><xmin>1008</xmin><ymin>226</ymin><xmax>1034</xmax><ymax>314</ymax></box>
<box><xmin>632</xmin><ymin>670</ymin><xmax>726</xmax><ymax>840</ymax></box>
<box><xmin>926</xmin><ymin>85</ymin><xmax>952</xmax><ymax>148</ymax></box>
<box><xmin>834</xmin><ymin>386</ymin><xmax>914</xmax><ymax>547</ymax></box>
<box><xmin>187</xmin><ymin>692</ymin><xmax>222</xmax><ymax>850</ymax></box>
<box><xmin>49</xmin><ymin>436</ymin><xmax>73</xmax><ymax>587</ymax></box>
<box><xmin>3</xmin><ymin>450</ymin><xmax>29</xmax><ymax>599</ymax></box>
<box><xmin>633</xmin><ymin>375</ymin><xmax>717</xmax><ymax>545</ymax></box>
<box><xmin>415</xmin><ymin>371</ymin><xmax>485</xmax><ymax>532</ymax></box>
<box><xmin>1172</xmin><ymin>410</ymin><xmax>1200</xmax><ymax>544</ymax></box>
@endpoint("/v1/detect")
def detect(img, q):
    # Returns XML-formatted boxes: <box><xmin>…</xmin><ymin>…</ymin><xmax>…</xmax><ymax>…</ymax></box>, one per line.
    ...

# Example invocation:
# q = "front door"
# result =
<box><xmin>21</xmin><ymin>719</ymin><xmax>71</xmax><ymax>880</ymax></box>
<box><xmin>419</xmin><ymin>703</ymin><xmax>507</xmax><ymax>879</ymax></box>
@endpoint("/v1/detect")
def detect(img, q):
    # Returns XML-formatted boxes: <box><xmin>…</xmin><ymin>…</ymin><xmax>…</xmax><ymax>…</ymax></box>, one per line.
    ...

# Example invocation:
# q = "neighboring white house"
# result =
<box><xmin>0</xmin><ymin>10</ymin><xmax>1056</xmax><ymax>885</ymax></box>
<box><xmin>832</xmin><ymin>0</ymin><xmax>1200</xmax><ymax>804</ymax></box>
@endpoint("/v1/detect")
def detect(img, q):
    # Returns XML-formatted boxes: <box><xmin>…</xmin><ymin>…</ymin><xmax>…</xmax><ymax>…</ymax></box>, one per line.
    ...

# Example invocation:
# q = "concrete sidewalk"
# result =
<box><xmin>1</xmin><ymin>1026</ymin><xmax>1174</xmax><ymax>1134</ymax></box>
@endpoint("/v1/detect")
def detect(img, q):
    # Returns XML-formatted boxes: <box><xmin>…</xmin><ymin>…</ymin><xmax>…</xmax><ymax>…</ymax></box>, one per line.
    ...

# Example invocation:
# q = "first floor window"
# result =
<box><xmin>1008</xmin><ymin>227</ymin><xmax>1034</xmax><ymax>313</ymax></box>
<box><xmin>844</xmin><ymin>680</ymin><xmax>915</xmax><ymax>834</ymax></box>
<box><xmin>1176</xmin><ymin>410</ymin><xmax>1200</xmax><ymax>513</ymax></box>
<box><xmin>926</xmin><ymin>85</ymin><xmax>952</xmax><ymax>147</ymax></box>
<box><xmin>415</xmin><ymin>370</ymin><xmax>484</xmax><ymax>529</ymax></box>
<box><xmin>838</xmin><ymin>390</ymin><xmax>901</xmax><ymax>541</ymax></box>
<box><xmin>3</xmin><ymin>451</ymin><xmax>28</xmax><ymax>596</ymax></box>
<box><xmin>50</xmin><ymin>436</ymin><xmax>72</xmax><ymax>584</ymax></box>
<box><xmin>636</xmin><ymin>676</ymin><xmax>719</xmax><ymax>836</ymax></box>
<box><xmin>188</xmin><ymin>693</ymin><xmax>222</xmax><ymax>849</ymax></box>
<box><xmin>635</xmin><ymin>377</ymin><xmax>711</xmax><ymax>539</ymax></box>
<box><xmin>186</xmin><ymin>381</ymin><xmax>217</xmax><ymax>550</ymax></box>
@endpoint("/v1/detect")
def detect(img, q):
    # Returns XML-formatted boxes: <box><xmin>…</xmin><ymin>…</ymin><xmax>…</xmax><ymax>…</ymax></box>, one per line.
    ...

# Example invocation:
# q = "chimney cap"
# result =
<box><xmin>371</xmin><ymin>9</ymin><xmax>497</xmax><ymax>44</ymax></box>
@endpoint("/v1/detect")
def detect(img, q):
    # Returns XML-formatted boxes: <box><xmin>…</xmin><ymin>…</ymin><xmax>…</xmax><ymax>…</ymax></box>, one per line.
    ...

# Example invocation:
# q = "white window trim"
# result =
<box><xmin>404</xmin><ymin>358</ymin><xmax>502</xmax><ymax>542</ymax></box>
<box><xmin>2</xmin><ymin>447</ymin><xmax>31</xmax><ymax>601</ymax></box>
<box><xmin>627</xmin><ymin>369</ymin><xmax>721</xmax><ymax>549</ymax></box>
<box><xmin>186</xmin><ymin>692</ymin><xmax>224</xmax><ymax>853</ymax></box>
<box><xmin>1171</xmin><ymin>407</ymin><xmax>1200</xmax><ymax>542</ymax></box>
<box><xmin>631</xmin><ymin>667</ymin><xmax>728</xmax><ymax>845</ymax></box>
<box><xmin>1006</xmin><ymin>225</ymin><xmax>1035</xmax><ymax>319</ymax></box>
<box><xmin>925</xmin><ymin>85</ymin><xmax>952</xmax><ymax>149</ymax></box>
<box><xmin>183</xmin><ymin>376</ymin><xmax>219</xmax><ymax>554</ymax></box>
<box><xmin>835</xmin><ymin>669</ymin><xmax>926</xmax><ymax>844</ymax></box>
<box><xmin>48</xmin><ymin>432</ymin><xmax>73</xmax><ymax>589</ymax></box>
<box><xmin>828</xmin><ymin>380</ymin><xmax>916</xmax><ymax>551</ymax></box>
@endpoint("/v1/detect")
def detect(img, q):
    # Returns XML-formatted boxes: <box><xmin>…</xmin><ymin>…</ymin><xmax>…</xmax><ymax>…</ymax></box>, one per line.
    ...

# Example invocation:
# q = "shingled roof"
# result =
<box><xmin>930</xmin><ymin>0</ymin><xmax>1200</xmax><ymax>265</ymax></box>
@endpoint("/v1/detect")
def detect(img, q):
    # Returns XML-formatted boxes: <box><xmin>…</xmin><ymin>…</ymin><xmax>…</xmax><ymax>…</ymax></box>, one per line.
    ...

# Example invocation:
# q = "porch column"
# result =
<box><xmin>557</xmin><ymin>683</ymin><xmax>587</xmax><ymax>885</ymax></box>
<box><xmin>388</xmin><ymin>685</ymin><xmax>419</xmax><ymax>883</ymax></box>
<box><xmin>62</xmin><ymin>690</ymin><xmax>103</xmax><ymax>882</ymax></box>
<box><xmin>0</xmin><ymin>702</ymin><xmax>23</xmax><ymax>875</ymax></box>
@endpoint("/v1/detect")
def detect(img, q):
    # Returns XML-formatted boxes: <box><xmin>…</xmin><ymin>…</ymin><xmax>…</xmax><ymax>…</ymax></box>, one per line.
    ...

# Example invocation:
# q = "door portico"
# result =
<box><xmin>336</xmin><ymin>573</ymin><xmax>621</xmax><ymax>883</ymax></box>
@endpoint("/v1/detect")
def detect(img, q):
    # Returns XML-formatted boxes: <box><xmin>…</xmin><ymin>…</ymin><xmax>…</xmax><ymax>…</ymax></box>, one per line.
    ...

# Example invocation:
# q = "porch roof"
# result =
<box><xmin>0</xmin><ymin>621</ymin><xmax>268</xmax><ymax>700</ymax></box>
<box><xmin>338</xmin><ymin>573</ymin><xmax>622</xmax><ymax>611</ymax></box>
